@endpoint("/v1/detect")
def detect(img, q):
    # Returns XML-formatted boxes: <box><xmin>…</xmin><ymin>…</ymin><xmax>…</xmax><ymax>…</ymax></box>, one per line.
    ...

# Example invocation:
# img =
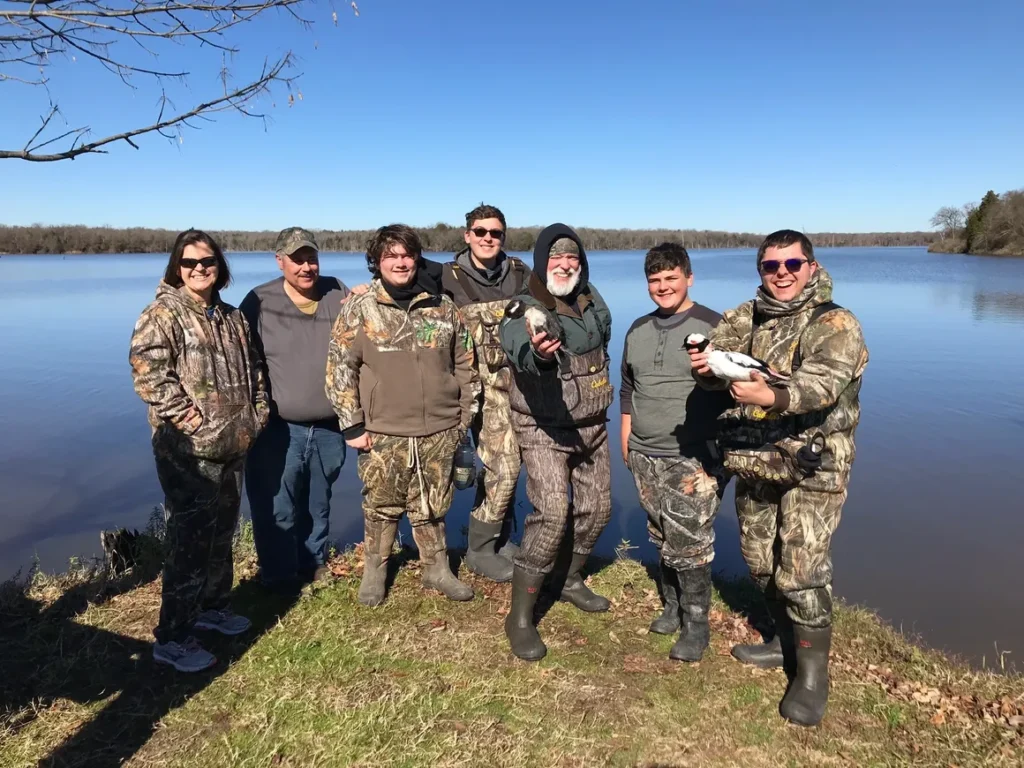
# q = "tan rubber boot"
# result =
<box><xmin>358</xmin><ymin>517</ymin><xmax>398</xmax><ymax>607</ymax></box>
<box><xmin>412</xmin><ymin>520</ymin><xmax>474</xmax><ymax>601</ymax></box>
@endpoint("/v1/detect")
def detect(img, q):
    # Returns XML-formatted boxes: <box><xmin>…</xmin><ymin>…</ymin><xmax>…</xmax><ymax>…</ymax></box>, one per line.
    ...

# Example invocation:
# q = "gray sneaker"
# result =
<box><xmin>194</xmin><ymin>609</ymin><xmax>252</xmax><ymax>636</ymax></box>
<box><xmin>153</xmin><ymin>637</ymin><xmax>216</xmax><ymax>672</ymax></box>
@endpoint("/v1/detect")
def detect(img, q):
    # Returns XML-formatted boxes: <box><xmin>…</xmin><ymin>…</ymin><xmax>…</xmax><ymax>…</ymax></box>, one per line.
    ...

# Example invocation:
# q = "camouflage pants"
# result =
<box><xmin>357</xmin><ymin>428</ymin><xmax>461</xmax><ymax>525</ymax></box>
<box><xmin>627</xmin><ymin>451</ymin><xmax>725</xmax><ymax>571</ymax></box>
<box><xmin>469</xmin><ymin>386</ymin><xmax>522</xmax><ymax>526</ymax></box>
<box><xmin>735</xmin><ymin>479</ymin><xmax>847</xmax><ymax>628</ymax></box>
<box><xmin>153</xmin><ymin>448</ymin><xmax>242</xmax><ymax>644</ymax></box>
<box><xmin>514</xmin><ymin>423</ymin><xmax>612</xmax><ymax>575</ymax></box>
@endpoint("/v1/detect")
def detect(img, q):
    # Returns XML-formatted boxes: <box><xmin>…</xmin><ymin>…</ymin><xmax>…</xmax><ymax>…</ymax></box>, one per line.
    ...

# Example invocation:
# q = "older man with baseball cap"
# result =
<box><xmin>240</xmin><ymin>227</ymin><xmax>352</xmax><ymax>590</ymax></box>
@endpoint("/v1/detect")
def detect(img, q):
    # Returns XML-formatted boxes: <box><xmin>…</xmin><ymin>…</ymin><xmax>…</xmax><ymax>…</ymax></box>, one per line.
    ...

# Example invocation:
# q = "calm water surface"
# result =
<box><xmin>1</xmin><ymin>247</ymin><xmax>1022</xmax><ymax>669</ymax></box>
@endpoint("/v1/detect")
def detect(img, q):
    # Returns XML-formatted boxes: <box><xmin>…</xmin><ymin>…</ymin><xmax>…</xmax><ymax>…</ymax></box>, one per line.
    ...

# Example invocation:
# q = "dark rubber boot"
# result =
<box><xmin>497</xmin><ymin>513</ymin><xmax>520</xmax><ymax>559</ymax></box>
<box><xmin>504</xmin><ymin>566</ymin><xmax>547</xmax><ymax>661</ymax></box>
<box><xmin>559</xmin><ymin>552</ymin><xmax>610</xmax><ymax>613</ymax></box>
<box><xmin>732</xmin><ymin>593</ymin><xmax>789</xmax><ymax>669</ymax></box>
<box><xmin>413</xmin><ymin>521</ymin><xmax>474</xmax><ymax>601</ymax></box>
<box><xmin>669</xmin><ymin>564</ymin><xmax>712</xmax><ymax>662</ymax></box>
<box><xmin>465</xmin><ymin>516</ymin><xmax>514</xmax><ymax>583</ymax></box>
<box><xmin>358</xmin><ymin>518</ymin><xmax>398</xmax><ymax>606</ymax></box>
<box><xmin>649</xmin><ymin>560</ymin><xmax>681</xmax><ymax>635</ymax></box>
<box><xmin>779</xmin><ymin>624</ymin><xmax>832</xmax><ymax>727</ymax></box>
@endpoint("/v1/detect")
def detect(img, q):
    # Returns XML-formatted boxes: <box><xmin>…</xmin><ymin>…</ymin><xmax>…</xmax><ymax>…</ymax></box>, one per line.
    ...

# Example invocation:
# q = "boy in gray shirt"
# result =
<box><xmin>620</xmin><ymin>242</ymin><xmax>731</xmax><ymax>662</ymax></box>
<box><xmin>240</xmin><ymin>227</ymin><xmax>351</xmax><ymax>589</ymax></box>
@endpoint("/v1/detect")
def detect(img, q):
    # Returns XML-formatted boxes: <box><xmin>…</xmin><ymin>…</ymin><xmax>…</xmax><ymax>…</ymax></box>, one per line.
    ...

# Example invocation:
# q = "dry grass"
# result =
<box><xmin>1</xmin><ymin>528</ymin><xmax>1022</xmax><ymax>768</ymax></box>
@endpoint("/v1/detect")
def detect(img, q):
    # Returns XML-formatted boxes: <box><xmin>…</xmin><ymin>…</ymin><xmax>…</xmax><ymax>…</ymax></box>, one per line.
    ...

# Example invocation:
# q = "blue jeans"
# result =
<box><xmin>245</xmin><ymin>416</ymin><xmax>346</xmax><ymax>585</ymax></box>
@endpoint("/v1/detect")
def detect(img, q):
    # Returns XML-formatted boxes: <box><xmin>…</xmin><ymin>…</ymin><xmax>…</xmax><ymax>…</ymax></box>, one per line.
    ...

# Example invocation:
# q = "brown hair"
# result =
<box><xmin>756</xmin><ymin>229</ymin><xmax>815</xmax><ymax>264</ymax></box>
<box><xmin>162</xmin><ymin>229</ymin><xmax>231</xmax><ymax>291</ymax></box>
<box><xmin>365</xmin><ymin>224</ymin><xmax>424</xmax><ymax>277</ymax></box>
<box><xmin>464</xmin><ymin>203</ymin><xmax>507</xmax><ymax>231</ymax></box>
<box><xmin>644</xmin><ymin>242</ymin><xmax>692</xmax><ymax>277</ymax></box>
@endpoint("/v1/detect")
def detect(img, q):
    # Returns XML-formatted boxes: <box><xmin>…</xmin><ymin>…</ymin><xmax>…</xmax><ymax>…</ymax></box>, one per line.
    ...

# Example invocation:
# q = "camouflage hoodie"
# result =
<box><xmin>698</xmin><ymin>267</ymin><xmax>869</xmax><ymax>492</ymax></box>
<box><xmin>325</xmin><ymin>279</ymin><xmax>481</xmax><ymax>438</ymax></box>
<box><xmin>129</xmin><ymin>281</ymin><xmax>269</xmax><ymax>462</ymax></box>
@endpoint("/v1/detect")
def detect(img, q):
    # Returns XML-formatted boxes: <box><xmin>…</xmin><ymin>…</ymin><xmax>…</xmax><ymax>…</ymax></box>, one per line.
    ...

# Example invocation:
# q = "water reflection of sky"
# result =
<box><xmin>1</xmin><ymin>247</ymin><xmax>1023</xmax><ymax>669</ymax></box>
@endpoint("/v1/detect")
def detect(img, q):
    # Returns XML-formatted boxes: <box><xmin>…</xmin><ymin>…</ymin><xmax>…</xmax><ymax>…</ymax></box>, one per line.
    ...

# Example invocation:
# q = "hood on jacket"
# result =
<box><xmin>416</xmin><ymin>257</ymin><xmax>445</xmax><ymax>295</ymax></box>
<box><xmin>532</xmin><ymin>223</ymin><xmax>589</xmax><ymax>297</ymax></box>
<box><xmin>154</xmin><ymin>280</ymin><xmax>222</xmax><ymax>317</ymax></box>
<box><xmin>454</xmin><ymin>248</ymin><xmax>511</xmax><ymax>287</ymax></box>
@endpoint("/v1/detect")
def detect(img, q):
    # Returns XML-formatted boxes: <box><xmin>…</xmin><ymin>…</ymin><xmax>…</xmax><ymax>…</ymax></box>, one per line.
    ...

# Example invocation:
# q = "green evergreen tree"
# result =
<box><xmin>965</xmin><ymin>190</ymin><xmax>999</xmax><ymax>253</ymax></box>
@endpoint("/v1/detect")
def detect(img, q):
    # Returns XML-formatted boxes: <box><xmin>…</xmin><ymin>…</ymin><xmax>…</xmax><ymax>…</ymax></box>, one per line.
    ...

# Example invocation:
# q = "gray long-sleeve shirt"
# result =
<box><xmin>240</xmin><ymin>276</ymin><xmax>350</xmax><ymax>423</ymax></box>
<box><xmin>620</xmin><ymin>303</ymin><xmax>732</xmax><ymax>457</ymax></box>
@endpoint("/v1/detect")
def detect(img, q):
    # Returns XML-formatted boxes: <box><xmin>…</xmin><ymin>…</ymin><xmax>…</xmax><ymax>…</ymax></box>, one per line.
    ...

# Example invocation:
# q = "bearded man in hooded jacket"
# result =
<box><xmin>498</xmin><ymin>223</ymin><xmax>614</xmax><ymax>662</ymax></box>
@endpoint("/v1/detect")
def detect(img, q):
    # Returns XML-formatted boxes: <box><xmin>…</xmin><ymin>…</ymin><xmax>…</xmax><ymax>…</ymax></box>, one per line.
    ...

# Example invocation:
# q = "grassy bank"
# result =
<box><xmin>2</xmin><ymin>527</ymin><xmax>1022</xmax><ymax>768</ymax></box>
<box><xmin>928</xmin><ymin>238</ymin><xmax>1024</xmax><ymax>257</ymax></box>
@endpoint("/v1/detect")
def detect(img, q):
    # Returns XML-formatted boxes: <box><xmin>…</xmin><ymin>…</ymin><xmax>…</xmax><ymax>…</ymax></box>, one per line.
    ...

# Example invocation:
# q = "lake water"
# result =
<box><xmin>1</xmin><ymin>247</ymin><xmax>1022</xmax><ymax>670</ymax></box>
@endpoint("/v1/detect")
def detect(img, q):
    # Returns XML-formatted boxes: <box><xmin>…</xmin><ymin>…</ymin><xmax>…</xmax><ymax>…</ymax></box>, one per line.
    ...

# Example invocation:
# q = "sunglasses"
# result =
<box><xmin>470</xmin><ymin>227</ymin><xmax>504</xmax><ymax>239</ymax></box>
<box><xmin>760</xmin><ymin>258</ymin><xmax>808</xmax><ymax>274</ymax></box>
<box><xmin>181</xmin><ymin>256</ymin><xmax>218</xmax><ymax>270</ymax></box>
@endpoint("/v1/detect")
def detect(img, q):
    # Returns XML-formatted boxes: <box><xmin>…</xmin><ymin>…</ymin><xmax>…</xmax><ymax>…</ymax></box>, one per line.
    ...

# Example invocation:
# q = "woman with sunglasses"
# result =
<box><xmin>129</xmin><ymin>229</ymin><xmax>269</xmax><ymax>672</ymax></box>
<box><xmin>687</xmin><ymin>229</ymin><xmax>868</xmax><ymax>728</ymax></box>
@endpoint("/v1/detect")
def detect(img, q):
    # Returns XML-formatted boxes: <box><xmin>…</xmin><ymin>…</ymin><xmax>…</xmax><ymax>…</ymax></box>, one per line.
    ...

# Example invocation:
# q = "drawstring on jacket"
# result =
<box><xmin>407</xmin><ymin>436</ymin><xmax>429</xmax><ymax>520</ymax></box>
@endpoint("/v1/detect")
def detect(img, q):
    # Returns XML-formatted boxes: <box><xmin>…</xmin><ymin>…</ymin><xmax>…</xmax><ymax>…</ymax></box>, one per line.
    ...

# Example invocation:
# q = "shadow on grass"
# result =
<box><xmin>0</xmin><ymin>564</ymin><xmax>300</xmax><ymax>768</ymax></box>
<box><xmin>712</xmin><ymin>573</ymin><xmax>773</xmax><ymax>640</ymax></box>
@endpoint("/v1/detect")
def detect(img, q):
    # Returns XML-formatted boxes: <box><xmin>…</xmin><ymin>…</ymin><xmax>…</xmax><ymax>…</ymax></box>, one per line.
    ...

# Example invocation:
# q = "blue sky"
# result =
<box><xmin>2</xmin><ymin>0</ymin><xmax>1022</xmax><ymax>233</ymax></box>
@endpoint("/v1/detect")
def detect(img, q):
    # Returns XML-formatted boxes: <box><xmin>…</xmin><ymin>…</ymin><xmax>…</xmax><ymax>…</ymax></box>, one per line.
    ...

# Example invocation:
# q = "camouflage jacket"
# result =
<box><xmin>441</xmin><ymin>251</ymin><xmax>532</xmax><ymax>394</ymax></box>
<box><xmin>129</xmin><ymin>281</ymin><xmax>269</xmax><ymax>462</ymax></box>
<box><xmin>697</xmin><ymin>267</ymin><xmax>869</xmax><ymax>492</ymax></box>
<box><xmin>325</xmin><ymin>279</ymin><xmax>481</xmax><ymax>438</ymax></box>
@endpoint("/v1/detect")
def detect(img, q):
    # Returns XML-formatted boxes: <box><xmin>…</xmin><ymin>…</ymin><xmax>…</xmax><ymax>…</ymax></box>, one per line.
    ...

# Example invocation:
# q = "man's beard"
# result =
<box><xmin>547</xmin><ymin>269</ymin><xmax>580</xmax><ymax>297</ymax></box>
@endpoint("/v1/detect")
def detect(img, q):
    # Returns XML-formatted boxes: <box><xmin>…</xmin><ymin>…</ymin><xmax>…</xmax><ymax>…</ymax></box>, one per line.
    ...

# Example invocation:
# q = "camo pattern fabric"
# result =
<box><xmin>454</xmin><ymin>295</ymin><xmax>523</xmax><ymax>526</ymax></box>
<box><xmin>356</xmin><ymin>427</ymin><xmax>462</xmax><ymax>525</ymax></box>
<box><xmin>699</xmin><ymin>267</ymin><xmax>868</xmax><ymax>493</ymax></box>
<box><xmin>153</xmin><ymin>449</ymin><xmax>242</xmax><ymax>644</ymax></box>
<box><xmin>458</xmin><ymin>297</ymin><xmax>516</xmax><ymax>391</ymax></box>
<box><xmin>626</xmin><ymin>451</ymin><xmax>725</xmax><ymax>570</ymax></box>
<box><xmin>514</xmin><ymin>423</ymin><xmax>611</xmax><ymax>575</ymax></box>
<box><xmin>469</xmin><ymin>384</ymin><xmax>522</xmax><ymax>525</ymax></box>
<box><xmin>721</xmin><ymin>434</ymin><xmax>821</xmax><ymax>486</ymax></box>
<box><xmin>734</xmin><ymin>478</ymin><xmax>846</xmax><ymax>628</ymax></box>
<box><xmin>325</xmin><ymin>280</ymin><xmax>480</xmax><ymax>436</ymax></box>
<box><xmin>129</xmin><ymin>281</ymin><xmax>269</xmax><ymax>462</ymax></box>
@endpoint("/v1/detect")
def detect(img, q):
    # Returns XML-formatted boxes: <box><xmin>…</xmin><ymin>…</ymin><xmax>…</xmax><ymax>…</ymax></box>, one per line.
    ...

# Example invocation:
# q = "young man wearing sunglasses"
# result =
<box><xmin>440</xmin><ymin>204</ymin><xmax>532</xmax><ymax>582</ymax></box>
<box><xmin>240</xmin><ymin>227</ymin><xmax>352</xmax><ymax>591</ymax></box>
<box><xmin>687</xmin><ymin>229</ymin><xmax>868</xmax><ymax>728</ymax></box>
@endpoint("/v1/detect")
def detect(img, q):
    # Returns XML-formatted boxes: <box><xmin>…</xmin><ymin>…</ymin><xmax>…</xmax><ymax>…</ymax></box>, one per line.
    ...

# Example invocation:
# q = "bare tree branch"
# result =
<box><xmin>2</xmin><ymin>0</ymin><xmax>352</xmax><ymax>161</ymax></box>
<box><xmin>1</xmin><ymin>54</ymin><xmax>295</xmax><ymax>161</ymax></box>
<box><xmin>0</xmin><ymin>71</ymin><xmax>47</xmax><ymax>83</ymax></box>
<box><xmin>930</xmin><ymin>206</ymin><xmax>966</xmax><ymax>239</ymax></box>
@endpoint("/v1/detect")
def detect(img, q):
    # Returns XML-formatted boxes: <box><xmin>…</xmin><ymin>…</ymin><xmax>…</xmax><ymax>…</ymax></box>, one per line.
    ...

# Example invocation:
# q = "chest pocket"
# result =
<box><xmin>473</xmin><ymin>307</ymin><xmax>508</xmax><ymax>369</ymax></box>
<box><xmin>412</xmin><ymin>314</ymin><xmax>455</xmax><ymax>351</ymax></box>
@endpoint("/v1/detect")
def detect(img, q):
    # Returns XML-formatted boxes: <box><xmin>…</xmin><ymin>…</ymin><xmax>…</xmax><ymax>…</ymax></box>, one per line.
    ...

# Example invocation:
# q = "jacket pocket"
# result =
<box><xmin>366</xmin><ymin>380</ymin><xmax>379</xmax><ymax>424</ymax></box>
<box><xmin>190</xmin><ymin>402</ymin><xmax>258</xmax><ymax>461</ymax></box>
<box><xmin>476</xmin><ymin>319</ymin><xmax>508</xmax><ymax>369</ymax></box>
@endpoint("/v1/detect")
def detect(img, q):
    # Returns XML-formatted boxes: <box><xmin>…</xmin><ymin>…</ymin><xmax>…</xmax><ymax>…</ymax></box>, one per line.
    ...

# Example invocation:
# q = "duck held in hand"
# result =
<box><xmin>505</xmin><ymin>300</ymin><xmax>571</xmax><ymax>376</ymax></box>
<box><xmin>682</xmin><ymin>333</ymin><xmax>789</xmax><ymax>385</ymax></box>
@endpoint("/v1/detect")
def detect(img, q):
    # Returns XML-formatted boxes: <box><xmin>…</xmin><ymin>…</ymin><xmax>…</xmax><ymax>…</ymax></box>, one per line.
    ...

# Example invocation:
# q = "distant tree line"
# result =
<box><xmin>0</xmin><ymin>223</ymin><xmax>938</xmax><ymax>255</ymax></box>
<box><xmin>929</xmin><ymin>188</ymin><xmax>1024</xmax><ymax>257</ymax></box>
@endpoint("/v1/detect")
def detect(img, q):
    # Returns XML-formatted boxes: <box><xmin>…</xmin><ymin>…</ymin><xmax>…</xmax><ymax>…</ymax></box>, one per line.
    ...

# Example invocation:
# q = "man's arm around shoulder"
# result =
<box><xmin>325</xmin><ymin>297</ymin><xmax>368</xmax><ymax>444</ymax></box>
